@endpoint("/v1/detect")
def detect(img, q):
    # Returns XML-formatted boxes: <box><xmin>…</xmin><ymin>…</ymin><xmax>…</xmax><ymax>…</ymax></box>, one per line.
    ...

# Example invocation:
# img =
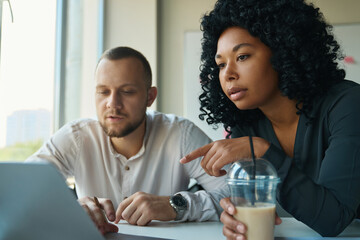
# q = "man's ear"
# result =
<box><xmin>147</xmin><ymin>86</ymin><xmax>157</xmax><ymax>107</ymax></box>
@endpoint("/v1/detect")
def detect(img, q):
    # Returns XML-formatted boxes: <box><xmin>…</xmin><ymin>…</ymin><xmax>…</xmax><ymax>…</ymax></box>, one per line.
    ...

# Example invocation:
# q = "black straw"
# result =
<box><xmin>249</xmin><ymin>135</ymin><xmax>256</xmax><ymax>206</ymax></box>
<box><xmin>249</xmin><ymin>135</ymin><xmax>256</xmax><ymax>178</ymax></box>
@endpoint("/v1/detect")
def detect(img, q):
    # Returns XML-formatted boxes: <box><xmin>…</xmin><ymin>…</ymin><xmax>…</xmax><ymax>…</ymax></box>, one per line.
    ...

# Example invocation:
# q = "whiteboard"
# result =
<box><xmin>333</xmin><ymin>24</ymin><xmax>360</xmax><ymax>84</ymax></box>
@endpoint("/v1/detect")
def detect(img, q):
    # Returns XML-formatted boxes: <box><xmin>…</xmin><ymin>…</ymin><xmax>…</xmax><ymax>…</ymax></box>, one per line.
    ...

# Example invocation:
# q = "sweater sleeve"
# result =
<box><xmin>263</xmin><ymin>87</ymin><xmax>360</xmax><ymax>237</ymax></box>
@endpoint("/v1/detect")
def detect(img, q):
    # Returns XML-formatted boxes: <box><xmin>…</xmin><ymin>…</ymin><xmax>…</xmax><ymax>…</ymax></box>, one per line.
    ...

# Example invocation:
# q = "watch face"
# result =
<box><xmin>172</xmin><ymin>194</ymin><xmax>188</xmax><ymax>210</ymax></box>
<box><xmin>173</xmin><ymin>195</ymin><xmax>186</xmax><ymax>206</ymax></box>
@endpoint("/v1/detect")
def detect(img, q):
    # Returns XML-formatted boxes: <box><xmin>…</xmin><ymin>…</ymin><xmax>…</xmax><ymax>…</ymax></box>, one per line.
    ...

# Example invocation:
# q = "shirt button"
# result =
<box><xmin>125</xmin><ymin>166</ymin><xmax>130</xmax><ymax>171</ymax></box>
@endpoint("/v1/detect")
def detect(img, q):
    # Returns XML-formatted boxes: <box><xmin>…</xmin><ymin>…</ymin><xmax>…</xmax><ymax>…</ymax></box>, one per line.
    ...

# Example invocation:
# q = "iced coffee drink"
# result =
<box><xmin>234</xmin><ymin>203</ymin><xmax>275</xmax><ymax>240</ymax></box>
<box><xmin>227</xmin><ymin>158</ymin><xmax>280</xmax><ymax>240</ymax></box>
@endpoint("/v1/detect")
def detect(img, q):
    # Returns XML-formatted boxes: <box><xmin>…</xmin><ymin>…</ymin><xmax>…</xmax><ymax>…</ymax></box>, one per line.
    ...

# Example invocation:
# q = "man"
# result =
<box><xmin>26</xmin><ymin>46</ymin><xmax>227</xmax><ymax>235</ymax></box>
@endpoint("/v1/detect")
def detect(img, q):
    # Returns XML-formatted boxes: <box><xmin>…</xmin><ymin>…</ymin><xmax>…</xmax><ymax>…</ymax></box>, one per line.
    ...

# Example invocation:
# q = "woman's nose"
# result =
<box><xmin>223</xmin><ymin>62</ymin><xmax>239</xmax><ymax>81</ymax></box>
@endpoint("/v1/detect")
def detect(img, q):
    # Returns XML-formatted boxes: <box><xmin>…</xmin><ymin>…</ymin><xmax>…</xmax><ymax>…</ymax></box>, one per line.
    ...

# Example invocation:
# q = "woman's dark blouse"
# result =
<box><xmin>231</xmin><ymin>80</ymin><xmax>360</xmax><ymax>237</ymax></box>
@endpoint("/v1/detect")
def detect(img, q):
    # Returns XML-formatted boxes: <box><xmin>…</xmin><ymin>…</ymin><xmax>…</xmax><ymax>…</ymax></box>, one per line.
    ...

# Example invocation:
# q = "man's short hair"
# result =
<box><xmin>98</xmin><ymin>46</ymin><xmax>152</xmax><ymax>88</ymax></box>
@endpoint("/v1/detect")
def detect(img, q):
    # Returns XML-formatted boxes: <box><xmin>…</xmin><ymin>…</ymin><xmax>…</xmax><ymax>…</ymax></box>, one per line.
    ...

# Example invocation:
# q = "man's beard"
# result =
<box><xmin>100</xmin><ymin>113</ymin><xmax>146</xmax><ymax>138</ymax></box>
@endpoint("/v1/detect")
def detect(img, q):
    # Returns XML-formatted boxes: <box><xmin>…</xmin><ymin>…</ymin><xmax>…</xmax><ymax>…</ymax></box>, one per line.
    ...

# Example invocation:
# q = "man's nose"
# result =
<box><xmin>106</xmin><ymin>93</ymin><xmax>123</xmax><ymax>109</ymax></box>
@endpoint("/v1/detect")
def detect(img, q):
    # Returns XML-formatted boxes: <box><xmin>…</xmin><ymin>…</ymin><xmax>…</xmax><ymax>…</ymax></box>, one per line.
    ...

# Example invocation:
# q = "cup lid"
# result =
<box><xmin>226</xmin><ymin>158</ymin><xmax>280</xmax><ymax>184</ymax></box>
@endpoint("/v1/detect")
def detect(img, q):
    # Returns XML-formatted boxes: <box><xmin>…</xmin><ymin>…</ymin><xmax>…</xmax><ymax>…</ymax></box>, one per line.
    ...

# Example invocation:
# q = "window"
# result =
<box><xmin>0</xmin><ymin>0</ymin><xmax>102</xmax><ymax>162</ymax></box>
<box><xmin>0</xmin><ymin>0</ymin><xmax>57</xmax><ymax>161</ymax></box>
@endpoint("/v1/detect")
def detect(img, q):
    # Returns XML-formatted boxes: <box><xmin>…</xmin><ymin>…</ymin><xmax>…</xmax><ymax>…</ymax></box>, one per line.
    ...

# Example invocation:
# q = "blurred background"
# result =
<box><xmin>0</xmin><ymin>0</ymin><xmax>359</xmax><ymax>162</ymax></box>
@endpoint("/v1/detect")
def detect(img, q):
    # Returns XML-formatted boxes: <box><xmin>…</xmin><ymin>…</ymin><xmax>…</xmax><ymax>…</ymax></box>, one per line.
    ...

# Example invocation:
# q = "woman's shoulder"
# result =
<box><xmin>309</xmin><ymin>80</ymin><xmax>360</xmax><ymax>124</ymax></box>
<box><xmin>310</xmin><ymin>80</ymin><xmax>358</xmax><ymax>112</ymax></box>
<box><xmin>322</xmin><ymin>80</ymin><xmax>360</xmax><ymax>110</ymax></box>
<box><xmin>328</xmin><ymin>79</ymin><xmax>359</xmax><ymax>94</ymax></box>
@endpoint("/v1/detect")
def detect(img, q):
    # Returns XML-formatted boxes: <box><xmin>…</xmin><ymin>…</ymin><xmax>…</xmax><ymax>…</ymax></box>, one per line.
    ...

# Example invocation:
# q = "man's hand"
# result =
<box><xmin>220</xmin><ymin>198</ymin><xmax>282</xmax><ymax>240</ymax></box>
<box><xmin>114</xmin><ymin>192</ymin><xmax>177</xmax><ymax>226</ymax></box>
<box><xmin>180</xmin><ymin>137</ymin><xmax>270</xmax><ymax>177</ymax></box>
<box><xmin>78</xmin><ymin>196</ymin><xmax>119</xmax><ymax>235</ymax></box>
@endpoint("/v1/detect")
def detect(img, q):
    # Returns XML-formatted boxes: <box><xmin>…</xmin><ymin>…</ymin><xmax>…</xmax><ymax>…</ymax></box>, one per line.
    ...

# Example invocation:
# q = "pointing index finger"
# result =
<box><xmin>180</xmin><ymin>143</ymin><xmax>213</xmax><ymax>164</ymax></box>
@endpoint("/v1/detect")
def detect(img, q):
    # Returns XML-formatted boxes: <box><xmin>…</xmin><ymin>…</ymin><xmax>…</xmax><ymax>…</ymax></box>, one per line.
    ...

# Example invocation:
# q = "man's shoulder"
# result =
<box><xmin>146</xmin><ymin>110</ymin><xmax>211</xmax><ymax>143</ymax></box>
<box><xmin>145</xmin><ymin>111</ymin><xmax>211</xmax><ymax>157</ymax></box>
<box><xmin>64</xmin><ymin>118</ymin><xmax>99</xmax><ymax>128</ymax></box>
<box><xmin>59</xmin><ymin>118</ymin><xmax>103</xmax><ymax>135</ymax></box>
<box><xmin>147</xmin><ymin>110</ymin><xmax>195</xmax><ymax>128</ymax></box>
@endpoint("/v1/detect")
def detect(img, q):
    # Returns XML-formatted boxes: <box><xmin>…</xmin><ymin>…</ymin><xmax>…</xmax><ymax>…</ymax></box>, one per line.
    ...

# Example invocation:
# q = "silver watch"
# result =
<box><xmin>169</xmin><ymin>194</ymin><xmax>188</xmax><ymax>220</ymax></box>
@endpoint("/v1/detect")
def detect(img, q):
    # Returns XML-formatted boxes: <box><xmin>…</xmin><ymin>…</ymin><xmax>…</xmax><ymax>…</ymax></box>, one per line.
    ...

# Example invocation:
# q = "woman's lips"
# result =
<box><xmin>228</xmin><ymin>88</ymin><xmax>247</xmax><ymax>101</ymax></box>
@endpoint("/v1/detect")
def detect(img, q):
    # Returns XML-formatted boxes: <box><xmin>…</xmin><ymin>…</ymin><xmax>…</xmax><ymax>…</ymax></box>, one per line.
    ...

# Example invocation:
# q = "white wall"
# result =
<box><xmin>310</xmin><ymin>0</ymin><xmax>360</xmax><ymax>24</ymax></box>
<box><xmin>333</xmin><ymin>24</ymin><xmax>360</xmax><ymax>84</ymax></box>
<box><xmin>104</xmin><ymin>0</ymin><xmax>157</xmax><ymax>88</ymax></box>
<box><xmin>157</xmin><ymin>0</ymin><xmax>216</xmax><ymax>116</ymax></box>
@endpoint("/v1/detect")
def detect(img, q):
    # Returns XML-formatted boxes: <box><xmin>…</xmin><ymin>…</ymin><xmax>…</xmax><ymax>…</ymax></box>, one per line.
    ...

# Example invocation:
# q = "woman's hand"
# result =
<box><xmin>220</xmin><ymin>198</ymin><xmax>282</xmax><ymax>240</ymax></box>
<box><xmin>180</xmin><ymin>137</ymin><xmax>270</xmax><ymax>176</ymax></box>
<box><xmin>220</xmin><ymin>198</ymin><xmax>247</xmax><ymax>240</ymax></box>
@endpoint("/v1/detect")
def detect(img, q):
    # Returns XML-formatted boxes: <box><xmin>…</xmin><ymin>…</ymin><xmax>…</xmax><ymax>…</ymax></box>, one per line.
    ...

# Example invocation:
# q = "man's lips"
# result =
<box><xmin>227</xmin><ymin>87</ymin><xmax>247</xmax><ymax>101</ymax></box>
<box><xmin>106</xmin><ymin>114</ymin><xmax>126</xmax><ymax>121</ymax></box>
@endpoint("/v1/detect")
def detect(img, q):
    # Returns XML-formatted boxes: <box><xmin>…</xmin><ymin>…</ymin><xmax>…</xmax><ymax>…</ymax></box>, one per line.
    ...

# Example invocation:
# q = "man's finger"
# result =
<box><xmin>136</xmin><ymin>214</ymin><xmax>151</xmax><ymax>226</ymax></box>
<box><xmin>105</xmin><ymin>223</ymin><xmax>119</xmax><ymax>233</ymax></box>
<box><xmin>120</xmin><ymin>202</ymin><xmax>137</xmax><ymax>223</ymax></box>
<box><xmin>115</xmin><ymin>197</ymin><xmax>132</xmax><ymax>223</ymax></box>
<box><xmin>127</xmin><ymin>208</ymin><xmax>143</xmax><ymax>225</ymax></box>
<box><xmin>92</xmin><ymin>205</ymin><xmax>108</xmax><ymax>225</ymax></box>
<box><xmin>100</xmin><ymin>198</ymin><xmax>116</xmax><ymax>222</ymax></box>
<box><xmin>81</xmin><ymin>204</ymin><xmax>96</xmax><ymax>223</ymax></box>
<box><xmin>179</xmin><ymin>143</ymin><xmax>213</xmax><ymax>164</ymax></box>
<box><xmin>104</xmin><ymin>222</ymin><xmax>119</xmax><ymax>234</ymax></box>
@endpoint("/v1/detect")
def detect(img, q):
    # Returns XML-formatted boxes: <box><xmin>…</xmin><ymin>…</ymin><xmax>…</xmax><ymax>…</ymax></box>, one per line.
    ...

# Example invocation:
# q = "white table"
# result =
<box><xmin>105</xmin><ymin>218</ymin><xmax>360</xmax><ymax>240</ymax></box>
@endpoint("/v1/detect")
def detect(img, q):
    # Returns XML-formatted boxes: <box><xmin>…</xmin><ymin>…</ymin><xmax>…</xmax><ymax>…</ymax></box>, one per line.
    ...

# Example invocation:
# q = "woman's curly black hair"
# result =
<box><xmin>199</xmin><ymin>0</ymin><xmax>345</xmax><ymax>135</ymax></box>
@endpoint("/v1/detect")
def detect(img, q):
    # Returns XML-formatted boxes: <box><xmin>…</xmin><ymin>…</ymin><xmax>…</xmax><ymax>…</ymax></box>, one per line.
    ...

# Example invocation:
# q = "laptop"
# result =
<box><xmin>0</xmin><ymin>162</ymin><xmax>104</xmax><ymax>240</ymax></box>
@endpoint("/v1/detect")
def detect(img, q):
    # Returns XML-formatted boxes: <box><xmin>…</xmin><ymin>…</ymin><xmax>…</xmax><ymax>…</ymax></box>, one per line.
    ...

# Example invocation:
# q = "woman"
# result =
<box><xmin>180</xmin><ymin>0</ymin><xmax>360</xmax><ymax>238</ymax></box>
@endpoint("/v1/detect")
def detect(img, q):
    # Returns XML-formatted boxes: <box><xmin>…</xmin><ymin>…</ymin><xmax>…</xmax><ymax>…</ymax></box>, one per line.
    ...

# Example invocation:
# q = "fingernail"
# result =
<box><xmin>237</xmin><ymin>224</ymin><xmax>245</xmax><ymax>233</ymax></box>
<box><xmin>236</xmin><ymin>236</ymin><xmax>243</xmax><ymax>240</ymax></box>
<box><xmin>228</xmin><ymin>205</ymin><xmax>234</xmax><ymax>213</ymax></box>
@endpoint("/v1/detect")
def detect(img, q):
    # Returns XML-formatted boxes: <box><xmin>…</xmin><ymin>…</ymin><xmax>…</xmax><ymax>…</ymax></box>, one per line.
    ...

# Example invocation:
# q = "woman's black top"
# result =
<box><xmin>231</xmin><ymin>80</ymin><xmax>360</xmax><ymax>237</ymax></box>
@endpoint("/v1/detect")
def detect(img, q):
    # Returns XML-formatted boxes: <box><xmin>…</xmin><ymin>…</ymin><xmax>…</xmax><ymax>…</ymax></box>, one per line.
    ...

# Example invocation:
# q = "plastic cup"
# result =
<box><xmin>226</xmin><ymin>158</ymin><xmax>280</xmax><ymax>240</ymax></box>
